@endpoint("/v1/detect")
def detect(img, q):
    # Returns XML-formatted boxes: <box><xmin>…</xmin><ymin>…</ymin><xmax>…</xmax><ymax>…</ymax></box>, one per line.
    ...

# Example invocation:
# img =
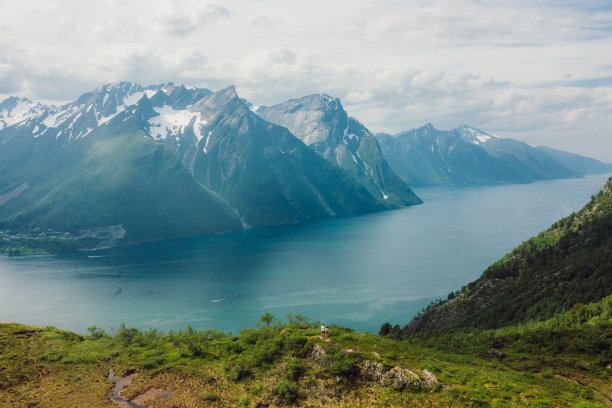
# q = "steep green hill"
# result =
<box><xmin>404</xmin><ymin>177</ymin><xmax>612</xmax><ymax>334</ymax></box>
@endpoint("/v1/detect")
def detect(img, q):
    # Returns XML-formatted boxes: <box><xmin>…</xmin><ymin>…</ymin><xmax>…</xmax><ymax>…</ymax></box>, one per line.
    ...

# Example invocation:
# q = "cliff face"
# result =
<box><xmin>256</xmin><ymin>94</ymin><xmax>421</xmax><ymax>207</ymax></box>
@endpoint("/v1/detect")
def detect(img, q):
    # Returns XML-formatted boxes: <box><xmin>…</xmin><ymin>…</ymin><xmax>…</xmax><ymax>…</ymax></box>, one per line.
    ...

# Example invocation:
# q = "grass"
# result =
<box><xmin>1</xmin><ymin>305</ymin><xmax>610</xmax><ymax>407</ymax></box>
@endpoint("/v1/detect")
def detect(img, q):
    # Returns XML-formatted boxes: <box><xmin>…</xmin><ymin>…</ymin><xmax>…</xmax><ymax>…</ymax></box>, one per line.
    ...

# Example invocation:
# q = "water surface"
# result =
<box><xmin>0</xmin><ymin>174</ymin><xmax>609</xmax><ymax>334</ymax></box>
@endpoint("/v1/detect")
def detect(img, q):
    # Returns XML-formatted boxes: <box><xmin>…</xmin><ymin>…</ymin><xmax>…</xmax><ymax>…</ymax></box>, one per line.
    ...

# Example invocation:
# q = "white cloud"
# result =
<box><xmin>0</xmin><ymin>0</ymin><xmax>611</xmax><ymax>160</ymax></box>
<box><xmin>141</xmin><ymin>1</ymin><xmax>229</xmax><ymax>36</ymax></box>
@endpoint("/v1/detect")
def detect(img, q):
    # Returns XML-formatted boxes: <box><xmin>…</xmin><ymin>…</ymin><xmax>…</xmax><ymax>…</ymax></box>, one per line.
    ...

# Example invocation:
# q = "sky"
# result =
<box><xmin>1</xmin><ymin>0</ymin><xmax>611</xmax><ymax>161</ymax></box>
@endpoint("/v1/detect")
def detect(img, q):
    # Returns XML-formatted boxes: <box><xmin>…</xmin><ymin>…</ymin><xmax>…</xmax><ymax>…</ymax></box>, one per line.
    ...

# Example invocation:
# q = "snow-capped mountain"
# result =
<box><xmin>0</xmin><ymin>97</ymin><xmax>51</xmax><ymax>130</ymax></box>
<box><xmin>256</xmin><ymin>94</ymin><xmax>420</xmax><ymax>206</ymax></box>
<box><xmin>0</xmin><ymin>82</ymin><xmax>404</xmax><ymax>248</ymax></box>
<box><xmin>376</xmin><ymin>124</ymin><xmax>608</xmax><ymax>186</ymax></box>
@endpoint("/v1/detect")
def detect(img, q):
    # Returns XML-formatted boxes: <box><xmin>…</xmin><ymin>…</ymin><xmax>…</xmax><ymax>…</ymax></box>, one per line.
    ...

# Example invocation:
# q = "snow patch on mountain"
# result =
<box><xmin>458</xmin><ymin>126</ymin><xmax>498</xmax><ymax>145</ymax></box>
<box><xmin>203</xmin><ymin>131</ymin><xmax>212</xmax><ymax>153</ymax></box>
<box><xmin>97</xmin><ymin>91</ymin><xmax>149</xmax><ymax>125</ymax></box>
<box><xmin>148</xmin><ymin>105</ymin><xmax>208</xmax><ymax>141</ymax></box>
<box><xmin>42</xmin><ymin>106</ymin><xmax>80</xmax><ymax>128</ymax></box>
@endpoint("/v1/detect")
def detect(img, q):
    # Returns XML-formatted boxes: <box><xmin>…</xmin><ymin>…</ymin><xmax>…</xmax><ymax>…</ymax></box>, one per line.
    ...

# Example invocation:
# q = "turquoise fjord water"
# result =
<box><xmin>0</xmin><ymin>173</ymin><xmax>610</xmax><ymax>335</ymax></box>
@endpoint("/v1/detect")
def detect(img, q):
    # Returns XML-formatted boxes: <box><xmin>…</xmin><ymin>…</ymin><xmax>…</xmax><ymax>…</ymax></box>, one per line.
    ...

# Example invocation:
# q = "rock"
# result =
<box><xmin>488</xmin><ymin>349</ymin><xmax>505</xmax><ymax>359</ymax></box>
<box><xmin>360</xmin><ymin>360</ymin><xmax>384</xmax><ymax>380</ymax></box>
<box><xmin>359</xmin><ymin>360</ymin><xmax>423</xmax><ymax>389</ymax></box>
<box><xmin>310</xmin><ymin>344</ymin><xmax>326</xmax><ymax>360</ymax></box>
<box><xmin>381</xmin><ymin>367</ymin><xmax>422</xmax><ymax>388</ymax></box>
<box><xmin>420</xmin><ymin>369</ymin><xmax>439</xmax><ymax>388</ymax></box>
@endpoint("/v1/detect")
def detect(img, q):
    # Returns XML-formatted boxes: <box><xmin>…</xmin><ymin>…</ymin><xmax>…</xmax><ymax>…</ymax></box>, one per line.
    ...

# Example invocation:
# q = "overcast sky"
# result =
<box><xmin>1</xmin><ymin>0</ymin><xmax>611</xmax><ymax>161</ymax></box>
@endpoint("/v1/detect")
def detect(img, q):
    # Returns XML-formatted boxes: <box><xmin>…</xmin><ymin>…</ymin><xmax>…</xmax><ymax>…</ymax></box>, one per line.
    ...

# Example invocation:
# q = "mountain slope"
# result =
<box><xmin>256</xmin><ymin>95</ymin><xmax>421</xmax><ymax>206</ymax></box>
<box><xmin>376</xmin><ymin>124</ymin><xmax>607</xmax><ymax>186</ymax></box>
<box><xmin>404</xmin><ymin>177</ymin><xmax>612</xmax><ymax>334</ymax></box>
<box><xmin>0</xmin><ymin>104</ymin><xmax>243</xmax><ymax>245</ymax></box>
<box><xmin>536</xmin><ymin>145</ymin><xmax>611</xmax><ymax>175</ymax></box>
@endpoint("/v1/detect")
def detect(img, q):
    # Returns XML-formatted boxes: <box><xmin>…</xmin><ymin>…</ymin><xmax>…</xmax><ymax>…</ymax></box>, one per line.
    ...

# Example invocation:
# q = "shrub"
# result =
<box><xmin>115</xmin><ymin>323</ymin><xmax>141</xmax><ymax>347</ymax></box>
<box><xmin>229</xmin><ymin>360</ymin><xmax>252</xmax><ymax>382</ymax></box>
<box><xmin>252</xmin><ymin>341</ymin><xmax>282</xmax><ymax>366</ymax></box>
<box><xmin>286</xmin><ymin>358</ymin><xmax>305</xmax><ymax>380</ymax></box>
<box><xmin>39</xmin><ymin>349</ymin><xmax>67</xmax><ymax>362</ymax></box>
<box><xmin>87</xmin><ymin>326</ymin><xmax>107</xmax><ymax>340</ymax></box>
<box><xmin>285</xmin><ymin>334</ymin><xmax>309</xmax><ymax>357</ymax></box>
<box><xmin>202</xmin><ymin>393</ymin><xmax>220</xmax><ymax>401</ymax></box>
<box><xmin>276</xmin><ymin>379</ymin><xmax>298</xmax><ymax>402</ymax></box>
<box><xmin>329</xmin><ymin>354</ymin><xmax>360</xmax><ymax>379</ymax></box>
<box><xmin>226</xmin><ymin>338</ymin><xmax>245</xmax><ymax>355</ymax></box>
<box><xmin>259</xmin><ymin>312</ymin><xmax>277</xmax><ymax>327</ymax></box>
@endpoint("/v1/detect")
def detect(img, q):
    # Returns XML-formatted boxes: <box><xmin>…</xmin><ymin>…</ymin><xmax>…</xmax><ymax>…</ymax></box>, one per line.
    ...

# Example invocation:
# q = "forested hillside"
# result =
<box><xmin>404</xmin><ymin>177</ymin><xmax>612</xmax><ymax>334</ymax></box>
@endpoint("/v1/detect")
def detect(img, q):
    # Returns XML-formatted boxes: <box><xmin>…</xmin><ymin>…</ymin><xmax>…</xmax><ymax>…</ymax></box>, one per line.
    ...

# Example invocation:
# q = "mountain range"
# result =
<box><xmin>377</xmin><ymin>124</ymin><xmax>611</xmax><ymax>186</ymax></box>
<box><xmin>1</xmin><ymin>82</ymin><xmax>610</xmax><ymax>251</ymax></box>
<box><xmin>0</xmin><ymin>83</ymin><xmax>418</xmax><ymax>251</ymax></box>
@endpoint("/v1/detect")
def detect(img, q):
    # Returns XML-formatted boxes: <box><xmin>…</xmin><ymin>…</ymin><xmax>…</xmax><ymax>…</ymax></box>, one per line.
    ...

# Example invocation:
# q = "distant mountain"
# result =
<box><xmin>404</xmin><ymin>177</ymin><xmax>612</xmax><ymax>334</ymax></box>
<box><xmin>536</xmin><ymin>145</ymin><xmax>611</xmax><ymax>175</ymax></box>
<box><xmin>0</xmin><ymin>96</ymin><xmax>50</xmax><ymax>130</ymax></box>
<box><xmin>0</xmin><ymin>83</ymin><xmax>397</xmax><ymax>251</ymax></box>
<box><xmin>255</xmin><ymin>95</ymin><xmax>421</xmax><ymax>206</ymax></box>
<box><xmin>376</xmin><ymin>124</ymin><xmax>609</xmax><ymax>186</ymax></box>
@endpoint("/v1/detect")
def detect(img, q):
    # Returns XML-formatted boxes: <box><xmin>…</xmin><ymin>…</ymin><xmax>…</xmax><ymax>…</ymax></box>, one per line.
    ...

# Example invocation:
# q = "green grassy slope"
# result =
<box><xmin>1</xmin><ymin>300</ymin><xmax>610</xmax><ymax>407</ymax></box>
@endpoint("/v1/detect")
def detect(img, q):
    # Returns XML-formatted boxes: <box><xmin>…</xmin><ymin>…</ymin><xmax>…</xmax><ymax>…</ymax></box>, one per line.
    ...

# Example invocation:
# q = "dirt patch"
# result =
<box><xmin>108</xmin><ymin>368</ymin><xmax>146</xmax><ymax>408</ymax></box>
<box><xmin>132</xmin><ymin>388</ymin><xmax>174</xmax><ymax>405</ymax></box>
<box><xmin>14</xmin><ymin>329</ymin><xmax>39</xmax><ymax>337</ymax></box>
<box><xmin>108</xmin><ymin>369</ymin><xmax>174</xmax><ymax>408</ymax></box>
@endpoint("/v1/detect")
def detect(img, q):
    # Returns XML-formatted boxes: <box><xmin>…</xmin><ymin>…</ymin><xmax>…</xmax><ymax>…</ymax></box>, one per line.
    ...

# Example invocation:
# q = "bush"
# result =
<box><xmin>115</xmin><ymin>323</ymin><xmax>141</xmax><ymax>347</ymax></box>
<box><xmin>226</xmin><ymin>338</ymin><xmax>245</xmax><ymax>355</ymax></box>
<box><xmin>87</xmin><ymin>326</ymin><xmax>107</xmax><ymax>340</ymax></box>
<box><xmin>202</xmin><ymin>393</ymin><xmax>219</xmax><ymax>401</ymax></box>
<box><xmin>252</xmin><ymin>341</ymin><xmax>282</xmax><ymax>366</ymax></box>
<box><xmin>329</xmin><ymin>354</ymin><xmax>360</xmax><ymax>379</ymax></box>
<box><xmin>276</xmin><ymin>379</ymin><xmax>298</xmax><ymax>402</ymax></box>
<box><xmin>286</xmin><ymin>358</ymin><xmax>305</xmax><ymax>380</ymax></box>
<box><xmin>229</xmin><ymin>360</ymin><xmax>252</xmax><ymax>382</ymax></box>
<box><xmin>286</xmin><ymin>334</ymin><xmax>309</xmax><ymax>357</ymax></box>
<box><xmin>39</xmin><ymin>349</ymin><xmax>67</xmax><ymax>362</ymax></box>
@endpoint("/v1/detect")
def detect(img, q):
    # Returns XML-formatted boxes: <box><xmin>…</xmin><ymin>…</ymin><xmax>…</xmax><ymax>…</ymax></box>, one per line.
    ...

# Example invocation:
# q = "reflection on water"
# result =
<box><xmin>0</xmin><ymin>174</ymin><xmax>609</xmax><ymax>334</ymax></box>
